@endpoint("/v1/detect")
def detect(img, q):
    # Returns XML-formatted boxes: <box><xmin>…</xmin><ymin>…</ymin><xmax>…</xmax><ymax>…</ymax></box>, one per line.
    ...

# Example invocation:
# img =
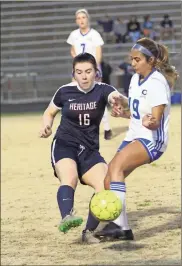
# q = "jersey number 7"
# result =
<box><xmin>81</xmin><ymin>43</ymin><xmax>86</xmax><ymax>53</ymax></box>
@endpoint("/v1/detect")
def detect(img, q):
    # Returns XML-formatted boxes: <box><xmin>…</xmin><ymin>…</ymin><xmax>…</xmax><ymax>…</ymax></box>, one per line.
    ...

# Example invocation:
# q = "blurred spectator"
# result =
<box><xmin>118</xmin><ymin>56</ymin><xmax>135</xmax><ymax>97</ymax></box>
<box><xmin>100</xmin><ymin>60</ymin><xmax>113</xmax><ymax>85</ymax></box>
<box><xmin>126</xmin><ymin>15</ymin><xmax>141</xmax><ymax>43</ymax></box>
<box><xmin>142</xmin><ymin>15</ymin><xmax>156</xmax><ymax>40</ymax></box>
<box><xmin>160</xmin><ymin>14</ymin><xmax>174</xmax><ymax>40</ymax></box>
<box><xmin>97</xmin><ymin>15</ymin><xmax>115</xmax><ymax>43</ymax></box>
<box><xmin>113</xmin><ymin>17</ymin><xmax>127</xmax><ymax>43</ymax></box>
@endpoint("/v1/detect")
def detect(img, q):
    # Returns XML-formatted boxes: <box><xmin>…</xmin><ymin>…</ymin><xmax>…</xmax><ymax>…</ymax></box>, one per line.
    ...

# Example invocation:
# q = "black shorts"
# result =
<box><xmin>51</xmin><ymin>138</ymin><xmax>106</xmax><ymax>185</ymax></box>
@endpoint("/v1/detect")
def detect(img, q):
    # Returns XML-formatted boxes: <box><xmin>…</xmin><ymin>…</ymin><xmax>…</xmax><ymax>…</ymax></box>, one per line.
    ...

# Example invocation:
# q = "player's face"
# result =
<box><xmin>130</xmin><ymin>49</ymin><xmax>153</xmax><ymax>77</ymax></box>
<box><xmin>74</xmin><ymin>62</ymin><xmax>96</xmax><ymax>90</ymax></box>
<box><xmin>76</xmin><ymin>13</ymin><xmax>89</xmax><ymax>29</ymax></box>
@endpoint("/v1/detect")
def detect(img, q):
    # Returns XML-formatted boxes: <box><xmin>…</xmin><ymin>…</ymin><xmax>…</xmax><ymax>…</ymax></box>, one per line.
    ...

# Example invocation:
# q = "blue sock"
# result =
<box><xmin>57</xmin><ymin>185</ymin><xmax>75</xmax><ymax>219</ymax></box>
<box><xmin>110</xmin><ymin>181</ymin><xmax>126</xmax><ymax>193</ymax></box>
<box><xmin>85</xmin><ymin>194</ymin><xmax>100</xmax><ymax>232</ymax></box>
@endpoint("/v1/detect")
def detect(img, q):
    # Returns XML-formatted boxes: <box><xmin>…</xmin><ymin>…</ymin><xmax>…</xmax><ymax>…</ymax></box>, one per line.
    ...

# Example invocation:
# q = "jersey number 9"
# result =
<box><xmin>79</xmin><ymin>114</ymin><xmax>90</xmax><ymax>125</ymax></box>
<box><xmin>129</xmin><ymin>97</ymin><xmax>140</xmax><ymax>119</ymax></box>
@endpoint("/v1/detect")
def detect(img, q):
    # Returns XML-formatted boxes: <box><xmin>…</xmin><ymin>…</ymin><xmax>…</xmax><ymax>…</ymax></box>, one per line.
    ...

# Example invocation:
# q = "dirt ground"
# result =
<box><xmin>1</xmin><ymin>105</ymin><xmax>181</xmax><ymax>266</ymax></box>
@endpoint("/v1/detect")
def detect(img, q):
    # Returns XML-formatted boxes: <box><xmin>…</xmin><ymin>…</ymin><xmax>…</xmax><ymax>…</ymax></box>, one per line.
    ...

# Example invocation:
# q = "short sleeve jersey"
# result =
<box><xmin>125</xmin><ymin>70</ymin><xmax>171</xmax><ymax>152</ymax></box>
<box><xmin>67</xmin><ymin>28</ymin><xmax>104</xmax><ymax>59</ymax></box>
<box><xmin>52</xmin><ymin>82</ymin><xmax>116</xmax><ymax>149</ymax></box>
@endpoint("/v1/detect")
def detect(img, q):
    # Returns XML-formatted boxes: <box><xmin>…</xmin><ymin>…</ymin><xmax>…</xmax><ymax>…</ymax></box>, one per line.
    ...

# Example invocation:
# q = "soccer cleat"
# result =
<box><xmin>116</xmin><ymin>229</ymin><xmax>134</xmax><ymax>240</ymax></box>
<box><xmin>104</xmin><ymin>130</ymin><xmax>112</xmax><ymax>140</ymax></box>
<box><xmin>58</xmin><ymin>213</ymin><xmax>83</xmax><ymax>233</ymax></box>
<box><xmin>82</xmin><ymin>230</ymin><xmax>100</xmax><ymax>244</ymax></box>
<box><xmin>95</xmin><ymin>222</ymin><xmax>134</xmax><ymax>240</ymax></box>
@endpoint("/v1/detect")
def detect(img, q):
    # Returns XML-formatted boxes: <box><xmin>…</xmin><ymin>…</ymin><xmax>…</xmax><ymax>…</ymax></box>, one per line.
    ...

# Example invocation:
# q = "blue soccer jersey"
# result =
<box><xmin>51</xmin><ymin>81</ymin><xmax>116</xmax><ymax>149</ymax></box>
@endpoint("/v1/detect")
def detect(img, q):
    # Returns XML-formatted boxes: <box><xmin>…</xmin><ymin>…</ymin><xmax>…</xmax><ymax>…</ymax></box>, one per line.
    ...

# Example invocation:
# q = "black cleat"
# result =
<box><xmin>82</xmin><ymin>230</ymin><xmax>100</xmax><ymax>244</ymax></box>
<box><xmin>95</xmin><ymin>222</ymin><xmax>134</xmax><ymax>241</ymax></box>
<box><xmin>104</xmin><ymin>130</ymin><xmax>112</xmax><ymax>140</ymax></box>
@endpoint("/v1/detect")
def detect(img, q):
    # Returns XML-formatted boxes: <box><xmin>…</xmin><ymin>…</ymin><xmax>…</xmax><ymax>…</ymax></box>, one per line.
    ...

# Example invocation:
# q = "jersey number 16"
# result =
<box><xmin>79</xmin><ymin>114</ymin><xmax>90</xmax><ymax>125</ymax></box>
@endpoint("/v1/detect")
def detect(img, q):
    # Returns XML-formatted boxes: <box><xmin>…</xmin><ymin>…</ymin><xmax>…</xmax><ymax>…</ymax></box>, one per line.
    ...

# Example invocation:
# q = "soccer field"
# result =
<box><xmin>1</xmin><ymin>106</ymin><xmax>181</xmax><ymax>265</ymax></box>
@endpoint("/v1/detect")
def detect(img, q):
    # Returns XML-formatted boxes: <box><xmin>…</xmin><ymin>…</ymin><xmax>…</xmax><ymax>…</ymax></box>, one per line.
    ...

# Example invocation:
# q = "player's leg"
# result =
<box><xmin>96</xmin><ymin>140</ymin><xmax>151</xmax><ymax>240</ymax></box>
<box><xmin>96</xmin><ymin>141</ymin><xmax>133</xmax><ymax>240</ymax></box>
<box><xmin>102</xmin><ymin>107</ymin><xmax>112</xmax><ymax>140</ymax></box>
<box><xmin>51</xmin><ymin>139</ymin><xmax>83</xmax><ymax>233</ymax></box>
<box><xmin>79</xmin><ymin>150</ymin><xmax>107</xmax><ymax>243</ymax></box>
<box><xmin>82</xmin><ymin>162</ymin><xmax>107</xmax><ymax>192</ymax></box>
<box><xmin>108</xmin><ymin>139</ymin><xmax>163</xmax><ymax>236</ymax></box>
<box><xmin>81</xmin><ymin>162</ymin><xmax>108</xmax><ymax>244</ymax></box>
<box><xmin>104</xmin><ymin>168</ymin><xmax>133</xmax><ymax>189</ymax></box>
<box><xmin>104</xmin><ymin>141</ymin><xmax>133</xmax><ymax>189</ymax></box>
<box><xmin>55</xmin><ymin>159</ymin><xmax>83</xmax><ymax>233</ymax></box>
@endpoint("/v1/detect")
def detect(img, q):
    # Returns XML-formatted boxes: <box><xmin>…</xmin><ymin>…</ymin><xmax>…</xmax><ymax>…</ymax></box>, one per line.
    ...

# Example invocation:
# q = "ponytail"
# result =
<box><xmin>155</xmin><ymin>44</ymin><xmax>178</xmax><ymax>88</ymax></box>
<box><xmin>136</xmin><ymin>37</ymin><xmax>179</xmax><ymax>88</ymax></box>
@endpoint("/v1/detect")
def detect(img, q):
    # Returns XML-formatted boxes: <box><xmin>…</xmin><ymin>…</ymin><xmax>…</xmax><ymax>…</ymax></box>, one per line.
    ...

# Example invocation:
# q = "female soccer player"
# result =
<box><xmin>67</xmin><ymin>8</ymin><xmax>112</xmax><ymax>140</ymax></box>
<box><xmin>39</xmin><ymin>53</ymin><xmax>126</xmax><ymax>244</ymax></box>
<box><xmin>95</xmin><ymin>37</ymin><xmax>179</xmax><ymax>241</ymax></box>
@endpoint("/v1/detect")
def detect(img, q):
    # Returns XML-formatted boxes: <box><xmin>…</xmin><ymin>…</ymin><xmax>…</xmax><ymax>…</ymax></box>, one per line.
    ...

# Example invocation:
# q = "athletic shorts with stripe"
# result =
<box><xmin>117</xmin><ymin>138</ymin><xmax>164</xmax><ymax>163</ymax></box>
<box><xmin>51</xmin><ymin>138</ymin><xmax>106</xmax><ymax>185</ymax></box>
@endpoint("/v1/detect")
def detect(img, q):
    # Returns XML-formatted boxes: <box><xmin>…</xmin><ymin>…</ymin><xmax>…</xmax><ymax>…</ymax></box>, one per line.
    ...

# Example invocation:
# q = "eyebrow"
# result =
<box><xmin>130</xmin><ymin>56</ymin><xmax>141</xmax><ymax>59</ymax></box>
<box><xmin>75</xmin><ymin>68</ymin><xmax>92</xmax><ymax>72</ymax></box>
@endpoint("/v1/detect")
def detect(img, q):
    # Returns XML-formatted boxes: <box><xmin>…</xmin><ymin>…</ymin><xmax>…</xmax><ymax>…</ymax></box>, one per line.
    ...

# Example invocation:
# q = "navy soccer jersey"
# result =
<box><xmin>51</xmin><ymin>82</ymin><xmax>116</xmax><ymax>149</ymax></box>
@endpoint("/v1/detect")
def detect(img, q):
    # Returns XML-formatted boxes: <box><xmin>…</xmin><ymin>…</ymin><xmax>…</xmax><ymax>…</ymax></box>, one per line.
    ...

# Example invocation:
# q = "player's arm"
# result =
<box><xmin>108</xmin><ymin>90</ymin><xmax>131</xmax><ymax>119</ymax></box>
<box><xmin>95</xmin><ymin>46</ymin><xmax>102</xmax><ymax>65</ymax></box>
<box><xmin>39</xmin><ymin>103</ymin><xmax>59</xmax><ymax>138</ymax></box>
<box><xmin>142</xmin><ymin>79</ymin><xmax>169</xmax><ymax>130</ymax></box>
<box><xmin>108</xmin><ymin>91</ymin><xmax>129</xmax><ymax>109</ymax></box>
<box><xmin>39</xmin><ymin>88</ymin><xmax>62</xmax><ymax>138</ymax></box>
<box><xmin>67</xmin><ymin>32</ymin><xmax>76</xmax><ymax>58</ymax></box>
<box><xmin>142</xmin><ymin>104</ymin><xmax>166</xmax><ymax>130</ymax></box>
<box><xmin>94</xmin><ymin>31</ymin><xmax>104</xmax><ymax>65</ymax></box>
<box><xmin>111</xmin><ymin>105</ymin><xmax>131</xmax><ymax>119</ymax></box>
<box><xmin>70</xmin><ymin>46</ymin><xmax>76</xmax><ymax>58</ymax></box>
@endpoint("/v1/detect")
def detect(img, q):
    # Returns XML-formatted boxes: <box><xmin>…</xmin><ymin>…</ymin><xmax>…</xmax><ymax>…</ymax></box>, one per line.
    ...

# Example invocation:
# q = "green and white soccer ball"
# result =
<box><xmin>90</xmin><ymin>190</ymin><xmax>122</xmax><ymax>221</ymax></box>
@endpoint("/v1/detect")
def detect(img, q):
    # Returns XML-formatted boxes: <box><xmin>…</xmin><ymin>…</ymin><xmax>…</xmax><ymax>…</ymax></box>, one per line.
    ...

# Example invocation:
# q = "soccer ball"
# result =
<box><xmin>90</xmin><ymin>190</ymin><xmax>122</xmax><ymax>221</ymax></box>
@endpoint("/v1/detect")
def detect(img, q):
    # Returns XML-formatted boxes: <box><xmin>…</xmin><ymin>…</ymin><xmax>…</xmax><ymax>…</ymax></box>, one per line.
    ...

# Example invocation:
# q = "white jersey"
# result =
<box><xmin>125</xmin><ymin>70</ymin><xmax>171</xmax><ymax>152</ymax></box>
<box><xmin>67</xmin><ymin>28</ymin><xmax>104</xmax><ymax>59</ymax></box>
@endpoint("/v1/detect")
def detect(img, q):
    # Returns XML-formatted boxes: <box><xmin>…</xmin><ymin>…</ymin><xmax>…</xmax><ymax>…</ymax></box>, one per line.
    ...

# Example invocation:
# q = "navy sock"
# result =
<box><xmin>57</xmin><ymin>185</ymin><xmax>75</xmax><ymax>219</ymax></box>
<box><xmin>85</xmin><ymin>194</ymin><xmax>100</xmax><ymax>232</ymax></box>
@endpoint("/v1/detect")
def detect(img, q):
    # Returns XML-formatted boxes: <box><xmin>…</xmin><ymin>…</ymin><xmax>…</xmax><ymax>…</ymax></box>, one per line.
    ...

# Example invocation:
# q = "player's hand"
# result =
<box><xmin>109</xmin><ymin>92</ymin><xmax>123</xmax><ymax>106</ymax></box>
<box><xmin>111</xmin><ymin>105</ymin><xmax>124</xmax><ymax>117</ymax></box>
<box><xmin>39</xmin><ymin>125</ymin><xmax>52</xmax><ymax>138</ymax></box>
<box><xmin>142</xmin><ymin>114</ymin><xmax>156</xmax><ymax>128</ymax></box>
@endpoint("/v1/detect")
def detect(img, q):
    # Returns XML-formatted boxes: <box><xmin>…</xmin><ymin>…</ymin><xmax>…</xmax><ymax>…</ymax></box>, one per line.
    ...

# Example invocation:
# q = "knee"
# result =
<box><xmin>107</xmin><ymin>160</ymin><xmax>125</xmax><ymax>182</ymax></box>
<box><xmin>55</xmin><ymin>169</ymin><xmax>78</xmax><ymax>189</ymax></box>
<box><xmin>65</xmin><ymin>177</ymin><xmax>78</xmax><ymax>189</ymax></box>
<box><xmin>83</xmin><ymin>174</ymin><xmax>105</xmax><ymax>193</ymax></box>
<box><xmin>108</xmin><ymin>160</ymin><xmax>125</xmax><ymax>174</ymax></box>
<box><xmin>93</xmin><ymin>178</ymin><xmax>105</xmax><ymax>193</ymax></box>
<box><xmin>60</xmin><ymin>176</ymin><xmax>78</xmax><ymax>189</ymax></box>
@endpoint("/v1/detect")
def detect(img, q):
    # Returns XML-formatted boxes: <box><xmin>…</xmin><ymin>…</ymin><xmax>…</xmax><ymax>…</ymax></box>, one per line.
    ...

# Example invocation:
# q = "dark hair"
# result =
<box><xmin>144</xmin><ymin>15</ymin><xmax>150</xmax><ymax>21</ymax></box>
<box><xmin>136</xmin><ymin>37</ymin><xmax>179</xmax><ymax>88</ymax></box>
<box><xmin>73</xmin><ymin>53</ymin><xmax>97</xmax><ymax>73</ymax></box>
<box><xmin>164</xmin><ymin>14</ymin><xmax>169</xmax><ymax>19</ymax></box>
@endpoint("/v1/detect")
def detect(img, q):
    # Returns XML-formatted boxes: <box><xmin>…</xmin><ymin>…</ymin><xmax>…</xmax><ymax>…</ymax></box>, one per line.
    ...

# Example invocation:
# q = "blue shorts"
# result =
<box><xmin>117</xmin><ymin>138</ymin><xmax>163</xmax><ymax>163</ymax></box>
<box><xmin>51</xmin><ymin>138</ymin><xmax>106</xmax><ymax>184</ymax></box>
